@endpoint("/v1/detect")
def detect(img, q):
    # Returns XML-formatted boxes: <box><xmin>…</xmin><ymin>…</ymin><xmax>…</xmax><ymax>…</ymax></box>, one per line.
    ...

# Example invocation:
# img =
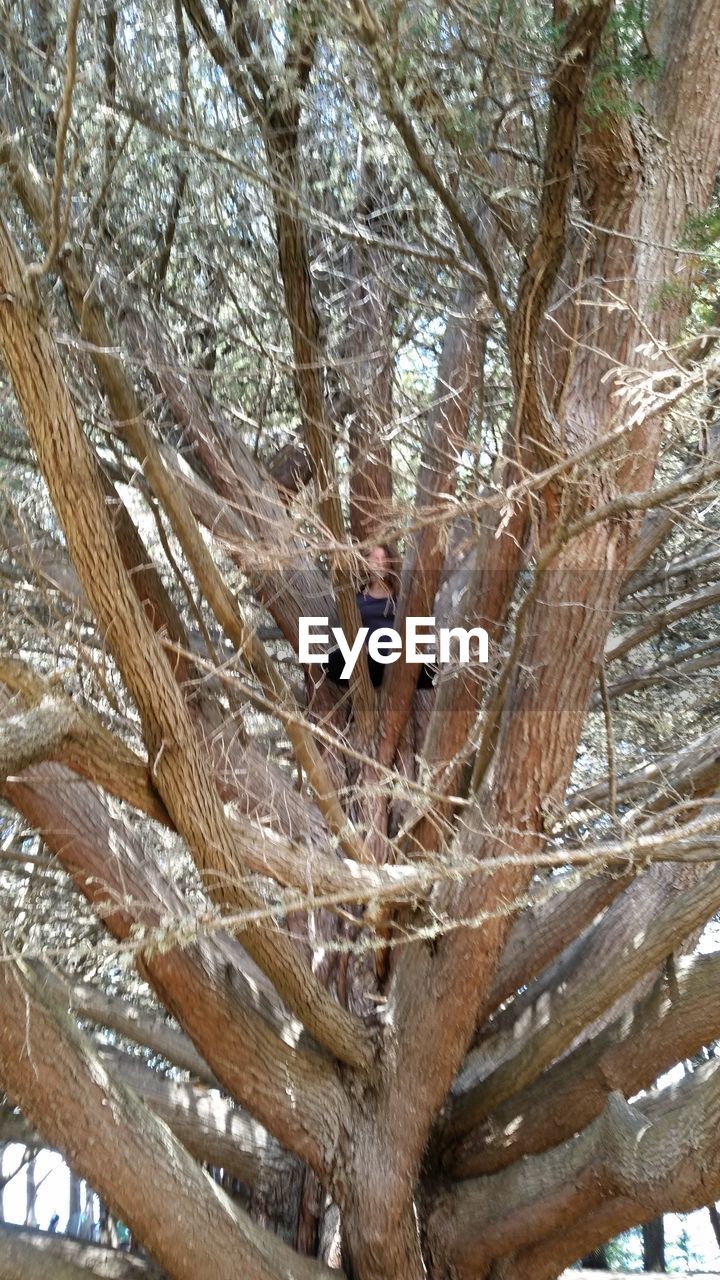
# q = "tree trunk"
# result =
<box><xmin>643</xmin><ymin>1216</ymin><xmax>666</xmax><ymax>1271</ymax></box>
<box><xmin>68</xmin><ymin>1173</ymin><xmax>81</xmax><ymax>1237</ymax></box>
<box><xmin>2</xmin><ymin>2</ymin><xmax>720</xmax><ymax>1278</ymax></box>
<box><xmin>708</xmin><ymin>1203</ymin><xmax>720</xmax><ymax>1250</ymax></box>
<box><xmin>24</xmin><ymin>1155</ymin><xmax>37</xmax><ymax>1229</ymax></box>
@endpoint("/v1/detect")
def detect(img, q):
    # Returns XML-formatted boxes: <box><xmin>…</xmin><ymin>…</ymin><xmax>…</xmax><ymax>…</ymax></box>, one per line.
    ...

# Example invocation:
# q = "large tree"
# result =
<box><xmin>2</xmin><ymin>1</ymin><xmax>720</xmax><ymax>1277</ymax></box>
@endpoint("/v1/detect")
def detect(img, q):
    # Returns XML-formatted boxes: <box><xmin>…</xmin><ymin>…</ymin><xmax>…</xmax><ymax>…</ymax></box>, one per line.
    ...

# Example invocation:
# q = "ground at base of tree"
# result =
<box><xmin>566</xmin><ymin>1272</ymin><xmax>720</xmax><ymax>1279</ymax></box>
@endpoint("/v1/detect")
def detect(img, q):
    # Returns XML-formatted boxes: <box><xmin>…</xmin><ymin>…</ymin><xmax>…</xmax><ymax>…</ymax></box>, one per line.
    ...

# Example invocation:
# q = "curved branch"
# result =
<box><xmin>2</xmin><ymin>759</ymin><xmax>349</xmax><ymax>1178</ymax></box>
<box><xmin>0</xmin><ymin>697</ymin><xmax>78</xmax><ymax>779</ymax></box>
<box><xmin>447</xmin><ymin>948</ymin><xmax>720</xmax><ymax>1178</ymax></box>
<box><xmin>1</xmin><ymin>134</ymin><xmax>361</xmax><ymax>846</ymax></box>
<box><xmin>606</xmin><ymin>579</ymin><xmax>720</xmax><ymax>664</ymax></box>
<box><xmin>0</xmin><ymin>671</ymin><xmax>449</xmax><ymax>908</ymax></box>
<box><xmin>509</xmin><ymin>0</ymin><xmax>613</xmax><ymax>463</ymax></box>
<box><xmin>0</xmin><ymin>953</ymin><xmax>337</xmax><ymax>1280</ymax></box>
<box><xmin>492</xmin><ymin>1059</ymin><xmax>720</xmax><ymax>1280</ymax></box>
<box><xmin>0</xmin><ymin>217</ymin><xmax>372</xmax><ymax>1072</ymax></box>
<box><xmin>569</xmin><ymin>720</ymin><xmax>720</xmax><ymax>819</ymax></box>
<box><xmin>430</xmin><ymin>1060</ymin><xmax>720</xmax><ymax>1280</ymax></box>
<box><xmin>379</xmin><ymin>284</ymin><xmax>485</xmax><ymax>766</ymax></box>
<box><xmin>481</xmin><ymin>867</ymin><xmax>630</xmax><ymax>1018</ymax></box>
<box><xmin>38</xmin><ymin>969</ymin><xmax>216</xmax><ymax>1084</ymax></box>
<box><xmin>446</xmin><ymin>856</ymin><xmax>720</xmax><ymax>1140</ymax></box>
<box><xmin>99</xmin><ymin>1043</ymin><xmax>297</xmax><ymax>1190</ymax></box>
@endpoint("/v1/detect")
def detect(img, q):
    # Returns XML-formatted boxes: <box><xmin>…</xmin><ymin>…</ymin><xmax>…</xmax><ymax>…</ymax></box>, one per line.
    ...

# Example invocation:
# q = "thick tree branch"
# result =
<box><xmin>569</xmin><ymin>720</ymin><xmax>720</xmax><ymax>819</ymax></box>
<box><xmin>509</xmin><ymin>0</ymin><xmax>613</xmax><ymax>464</ymax></box>
<box><xmin>2</xmin><ymin>761</ymin><xmax>351</xmax><ymax>1178</ymax></box>
<box><xmin>0</xmin><ymin>1222</ymin><xmax>163</xmax><ymax>1280</ymax></box>
<box><xmin>0</xmin><ymin>697</ymin><xmax>78</xmax><ymax>778</ymax></box>
<box><xmin>0</xmin><ymin>668</ymin><xmax>444</xmax><ymax>913</ymax></box>
<box><xmin>0</xmin><ymin>660</ymin><xmax>169</xmax><ymax>827</ymax></box>
<box><xmin>0</xmin><ymin>217</ymin><xmax>372</xmax><ymax>1071</ymax></box>
<box><xmin>98</xmin><ymin>1043</ymin><xmax>296</xmax><ymax>1190</ymax></box>
<box><xmin>0</xmin><ymin>953</ymin><xmax>336</xmax><ymax>1280</ymax></box>
<box><xmin>0</xmin><ymin>133</ymin><xmax>363</xmax><ymax>853</ymax></box>
<box><xmin>0</xmin><ymin>1037</ymin><xmax>290</xmax><ymax>1195</ymax></box>
<box><xmin>0</xmin><ymin>495</ymin><xmax>340</xmax><ymax>853</ymax></box>
<box><xmin>344</xmin><ymin>144</ymin><xmax>393</xmax><ymax>545</ymax></box>
<box><xmin>38</xmin><ymin>969</ymin><xmax>216</xmax><ymax>1084</ymax></box>
<box><xmin>447</xmin><ymin>948</ymin><xmax>720</xmax><ymax>1178</ymax></box>
<box><xmin>481</xmin><ymin>867</ymin><xmax>630</xmax><ymax>1018</ymax></box>
<box><xmin>429</xmin><ymin>1059</ymin><xmax>720</xmax><ymax>1280</ymax></box>
<box><xmin>264</xmin><ymin>117</ymin><xmax>377</xmax><ymax>734</ymax></box>
<box><xmin>408</xmin><ymin>459</ymin><xmax>528</xmax><ymax>850</ymax></box>
<box><xmin>379</xmin><ymin>285</ymin><xmax>485</xmax><ymax>766</ymax></box>
<box><xmin>447</xmin><ymin>857</ymin><xmax>720</xmax><ymax>1139</ymax></box>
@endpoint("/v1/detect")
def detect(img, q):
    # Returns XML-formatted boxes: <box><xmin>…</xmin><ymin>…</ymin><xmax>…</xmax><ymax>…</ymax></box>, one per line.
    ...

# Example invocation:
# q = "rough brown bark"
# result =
<box><xmin>2</xmin><ymin>1</ymin><xmax>720</xmax><ymax>1276</ymax></box>
<box><xmin>344</xmin><ymin>145</ymin><xmax>394</xmax><ymax>545</ymax></box>
<box><xmin>378</xmin><ymin>283</ymin><xmax>484</xmax><ymax>769</ymax></box>
<box><xmin>446</xmin><ymin>949</ymin><xmax>720</xmax><ymax>1177</ymax></box>
<box><xmin>0</xmin><ymin>956</ymin><xmax>333</xmax><ymax>1280</ymax></box>
<box><xmin>1</xmin><ymin>761</ymin><xmax>347</xmax><ymax>1179</ymax></box>
<box><xmin>429</xmin><ymin>1058</ymin><xmax>720</xmax><ymax>1279</ymax></box>
<box><xmin>0</xmin><ymin>217</ymin><xmax>370</xmax><ymax>1072</ymax></box>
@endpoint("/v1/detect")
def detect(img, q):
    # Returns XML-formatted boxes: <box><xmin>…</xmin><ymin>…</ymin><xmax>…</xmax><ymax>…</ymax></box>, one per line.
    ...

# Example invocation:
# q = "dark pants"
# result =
<box><xmin>326</xmin><ymin>647</ymin><xmax>435</xmax><ymax>689</ymax></box>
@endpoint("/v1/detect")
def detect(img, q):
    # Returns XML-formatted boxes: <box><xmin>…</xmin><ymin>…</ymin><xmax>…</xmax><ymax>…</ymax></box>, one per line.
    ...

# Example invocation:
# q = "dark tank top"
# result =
<box><xmin>356</xmin><ymin>592</ymin><xmax>396</xmax><ymax>636</ymax></box>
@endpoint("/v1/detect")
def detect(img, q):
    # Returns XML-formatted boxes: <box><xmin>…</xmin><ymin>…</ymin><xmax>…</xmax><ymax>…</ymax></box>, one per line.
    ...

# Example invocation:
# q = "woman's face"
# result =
<box><xmin>368</xmin><ymin>545</ymin><xmax>390</xmax><ymax>581</ymax></box>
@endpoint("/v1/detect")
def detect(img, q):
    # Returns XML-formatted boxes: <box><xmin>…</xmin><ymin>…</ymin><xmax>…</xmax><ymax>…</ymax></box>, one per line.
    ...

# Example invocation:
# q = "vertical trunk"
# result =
<box><xmin>249</xmin><ymin>1153</ymin><xmax>305</xmax><ymax>1248</ymax></box>
<box><xmin>708</xmin><ymin>1203</ymin><xmax>720</xmax><ymax>1250</ymax></box>
<box><xmin>643</xmin><ymin>1216</ymin><xmax>666</xmax><ymax>1272</ymax></box>
<box><xmin>97</xmin><ymin>1198</ymin><xmax>117</xmax><ymax>1247</ymax></box>
<box><xmin>68</xmin><ymin>1173</ymin><xmax>81</xmax><ymax>1235</ymax></box>
<box><xmin>346</xmin><ymin>144</ymin><xmax>393</xmax><ymax>545</ymax></box>
<box><xmin>379</xmin><ymin>283</ymin><xmax>484</xmax><ymax>765</ymax></box>
<box><xmin>25</xmin><ymin>1155</ymin><xmax>37</xmax><ymax>1228</ymax></box>
<box><xmin>83</xmin><ymin>1182</ymin><xmax>96</xmax><ymax>1241</ymax></box>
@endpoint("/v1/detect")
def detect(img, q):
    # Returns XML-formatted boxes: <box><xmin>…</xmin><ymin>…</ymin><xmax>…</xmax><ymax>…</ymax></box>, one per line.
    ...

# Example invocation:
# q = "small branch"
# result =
<box><xmin>598</xmin><ymin>663</ymin><xmax>617</xmax><ymax>826</ymax></box>
<box><xmin>26</xmin><ymin>0</ymin><xmax>83</xmax><ymax>283</ymax></box>
<box><xmin>350</xmin><ymin>0</ymin><xmax>508</xmax><ymax>320</ymax></box>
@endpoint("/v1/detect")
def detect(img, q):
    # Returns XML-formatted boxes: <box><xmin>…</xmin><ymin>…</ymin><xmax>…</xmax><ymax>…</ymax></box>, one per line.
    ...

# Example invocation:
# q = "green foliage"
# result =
<box><xmin>605</xmin><ymin>1226</ymin><xmax>643</xmax><ymax>1270</ymax></box>
<box><xmin>649</xmin><ymin>277</ymin><xmax>696</xmax><ymax>315</ymax></box>
<box><xmin>585</xmin><ymin>2</ymin><xmax>662</xmax><ymax>119</ymax></box>
<box><xmin>681</xmin><ymin>209</ymin><xmax>720</xmax><ymax>252</ymax></box>
<box><xmin>678</xmin><ymin>202</ymin><xmax>720</xmax><ymax>330</ymax></box>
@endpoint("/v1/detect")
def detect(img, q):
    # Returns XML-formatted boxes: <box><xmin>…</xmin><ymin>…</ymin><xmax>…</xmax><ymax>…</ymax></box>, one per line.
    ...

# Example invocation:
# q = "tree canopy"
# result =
<box><xmin>1</xmin><ymin>1</ymin><xmax>720</xmax><ymax>1277</ymax></box>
